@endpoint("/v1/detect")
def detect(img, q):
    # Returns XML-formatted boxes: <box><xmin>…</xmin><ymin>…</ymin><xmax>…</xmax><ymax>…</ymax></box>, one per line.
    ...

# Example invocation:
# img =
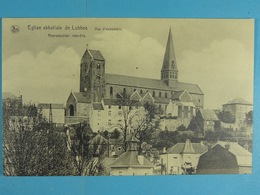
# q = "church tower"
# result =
<box><xmin>161</xmin><ymin>28</ymin><xmax>178</xmax><ymax>87</ymax></box>
<box><xmin>80</xmin><ymin>48</ymin><xmax>106</xmax><ymax>102</ymax></box>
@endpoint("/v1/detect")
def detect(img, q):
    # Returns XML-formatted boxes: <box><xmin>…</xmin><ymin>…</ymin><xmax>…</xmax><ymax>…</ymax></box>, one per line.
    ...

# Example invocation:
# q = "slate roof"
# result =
<box><xmin>38</xmin><ymin>103</ymin><xmax>64</xmax><ymax>109</ymax></box>
<box><xmin>105</xmin><ymin>74</ymin><xmax>203</xmax><ymax>95</ymax></box>
<box><xmin>103</xmin><ymin>98</ymin><xmax>142</xmax><ymax>106</ymax></box>
<box><xmin>171</xmin><ymin>90</ymin><xmax>184</xmax><ymax>101</ymax></box>
<box><xmin>2</xmin><ymin>92</ymin><xmax>20</xmax><ymax>100</ymax></box>
<box><xmin>109</xmin><ymin>151</ymin><xmax>154</xmax><ymax>168</ymax></box>
<box><xmin>214</xmin><ymin>141</ymin><xmax>252</xmax><ymax>167</ymax></box>
<box><xmin>167</xmin><ymin>141</ymin><xmax>207</xmax><ymax>154</ymax></box>
<box><xmin>92</xmin><ymin>103</ymin><xmax>104</xmax><ymax>110</ymax></box>
<box><xmin>72</xmin><ymin>92</ymin><xmax>91</xmax><ymax>103</ymax></box>
<box><xmin>153</xmin><ymin>97</ymin><xmax>170</xmax><ymax>104</ymax></box>
<box><xmin>199</xmin><ymin>109</ymin><xmax>219</xmax><ymax>121</ymax></box>
<box><xmin>224</xmin><ymin>98</ymin><xmax>252</xmax><ymax>106</ymax></box>
<box><xmin>82</xmin><ymin>49</ymin><xmax>105</xmax><ymax>61</ymax></box>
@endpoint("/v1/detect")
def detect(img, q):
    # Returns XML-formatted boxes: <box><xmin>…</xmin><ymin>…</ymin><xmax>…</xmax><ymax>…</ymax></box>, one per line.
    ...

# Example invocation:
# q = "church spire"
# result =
<box><xmin>161</xmin><ymin>28</ymin><xmax>178</xmax><ymax>87</ymax></box>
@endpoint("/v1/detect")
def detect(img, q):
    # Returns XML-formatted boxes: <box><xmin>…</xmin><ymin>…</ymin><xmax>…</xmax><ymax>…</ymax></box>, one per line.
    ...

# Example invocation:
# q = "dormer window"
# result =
<box><xmin>97</xmin><ymin>63</ymin><xmax>101</xmax><ymax>69</ymax></box>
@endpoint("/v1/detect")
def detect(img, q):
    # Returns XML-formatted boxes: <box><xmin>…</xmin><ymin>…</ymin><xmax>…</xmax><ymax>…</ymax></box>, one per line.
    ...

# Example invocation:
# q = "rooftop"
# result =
<box><xmin>224</xmin><ymin>98</ymin><xmax>252</xmax><ymax>106</ymax></box>
<box><xmin>199</xmin><ymin>109</ymin><xmax>219</xmax><ymax>121</ymax></box>
<box><xmin>38</xmin><ymin>103</ymin><xmax>64</xmax><ymax>109</ymax></box>
<box><xmin>167</xmin><ymin>141</ymin><xmax>207</xmax><ymax>154</ymax></box>
<box><xmin>105</xmin><ymin>74</ymin><xmax>203</xmax><ymax>95</ymax></box>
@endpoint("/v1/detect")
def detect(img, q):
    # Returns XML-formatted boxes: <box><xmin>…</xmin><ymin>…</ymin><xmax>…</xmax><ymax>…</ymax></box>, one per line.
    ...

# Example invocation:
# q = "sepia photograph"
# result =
<box><xmin>2</xmin><ymin>18</ymin><xmax>254</xmax><ymax>176</ymax></box>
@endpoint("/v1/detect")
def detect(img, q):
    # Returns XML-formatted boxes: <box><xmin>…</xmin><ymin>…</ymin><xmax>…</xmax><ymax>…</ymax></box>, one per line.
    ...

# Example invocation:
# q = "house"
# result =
<box><xmin>197</xmin><ymin>141</ymin><xmax>252</xmax><ymax>174</ymax></box>
<box><xmin>160</xmin><ymin>139</ymin><xmax>208</xmax><ymax>175</ymax></box>
<box><xmin>109</xmin><ymin>135</ymin><xmax>154</xmax><ymax>176</ymax></box>
<box><xmin>65</xmin><ymin>29</ymin><xmax>204</xmax><ymax>128</ymax></box>
<box><xmin>194</xmin><ymin>109</ymin><xmax>219</xmax><ymax>134</ymax></box>
<box><xmin>222</xmin><ymin>98</ymin><xmax>253</xmax><ymax>130</ymax></box>
<box><xmin>38</xmin><ymin>103</ymin><xmax>65</xmax><ymax>126</ymax></box>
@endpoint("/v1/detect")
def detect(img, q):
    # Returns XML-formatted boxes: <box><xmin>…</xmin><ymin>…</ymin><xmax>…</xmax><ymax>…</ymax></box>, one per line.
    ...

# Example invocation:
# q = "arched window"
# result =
<box><xmin>69</xmin><ymin>105</ymin><xmax>74</xmax><ymax>116</ymax></box>
<box><xmin>153</xmin><ymin>91</ymin><xmax>155</xmax><ymax>97</ymax></box>
<box><xmin>140</xmin><ymin>90</ymin><xmax>143</xmax><ymax>94</ymax></box>
<box><xmin>159</xmin><ymin>92</ymin><xmax>161</xmax><ymax>97</ymax></box>
<box><xmin>110</xmin><ymin>86</ymin><xmax>113</xmax><ymax>97</ymax></box>
<box><xmin>123</xmin><ymin>88</ymin><xmax>126</xmax><ymax>94</ymax></box>
<box><xmin>165</xmin><ymin>92</ymin><xmax>168</xmax><ymax>98</ymax></box>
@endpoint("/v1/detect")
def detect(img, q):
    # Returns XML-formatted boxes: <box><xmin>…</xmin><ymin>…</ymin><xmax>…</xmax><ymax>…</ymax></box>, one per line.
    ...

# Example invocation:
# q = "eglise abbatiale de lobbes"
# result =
<box><xmin>66</xmin><ymin>29</ymin><xmax>204</xmax><ymax>133</ymax></box>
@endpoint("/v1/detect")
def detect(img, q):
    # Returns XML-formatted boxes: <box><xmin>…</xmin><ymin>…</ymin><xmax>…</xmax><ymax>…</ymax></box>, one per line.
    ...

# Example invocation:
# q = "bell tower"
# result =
<box><xmin>161</xmin><ymin>28</ymin><xmax>178</xmax><ymax>87</ymax></box>
<box><xmin>80</xmin><ymin>47</ymin><xmax>106</xmax><ymax>102</ymax></box>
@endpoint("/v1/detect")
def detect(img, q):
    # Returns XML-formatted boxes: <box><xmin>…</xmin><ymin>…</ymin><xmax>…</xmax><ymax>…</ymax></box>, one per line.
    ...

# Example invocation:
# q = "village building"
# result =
<box><xmin>109</xmin><ymin>135</ymin><xmax>154</xmax><ymax>176</ymax></box>
<box><xmin>38</xmin><ymin>103</ymin><xmax>65</xmax><ymax>126</ymax></box>
<box><xmin>160</xmin><ymin>139</ymin><xmax>207</xmax><ymax>175</ymax></box>
<box><xmin>222</xmin><ymin>98</ymin><xmax>253</xmax><ymax>130</ymax></box>
<box><xmin>65</xmin><ymin>29</ymin><xmax>204</xmax><ymax>132</ymax></box>
<box><xmin>197</xmin><ymin>141</ymin><xmax>252</xmax><ymax>174</ymax></box>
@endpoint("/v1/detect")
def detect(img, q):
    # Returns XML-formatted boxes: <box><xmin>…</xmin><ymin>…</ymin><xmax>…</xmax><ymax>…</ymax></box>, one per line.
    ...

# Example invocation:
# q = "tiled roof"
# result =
<box><xmin>214</xmin><ymin>141</ymin><xmax>252</xmax><ymax>166</ymax></box>
<box><xmin>167</xmin><ymin>142</ymin><xmax>207</xmax><ymax>154</ymax></box>
<box><xmin>171</xmin><ymin>90</ymin><xmax>184</xmax><ymax>101</ymax></box>
<box><xmin>88</xmin><ymin>49</ymin><xmax>105</xmax><ymax>61</ymax></box>
<box><xmin>2</xmin><ymin>92</ymin><xmax>20</xmax><ymax>100</ymax></box>
<box><xmin>38</xmin><ymin>103</ymin><xmax>64</xmax><ymax>109</ymax></box>
<box><xmin>109</xmin><ymin>151</ymin><xmax>154</xmax><ymax>168</ymax></box>
<box><xmin>224</xmin><ymin>98</ymin><xmax>252</xmax><ymax>105</ymax></box>
<box><xmin>105</xmin><ymin>74</ymin><xmax>203</xmax><ymax>95</ymax></box>
<box><xmin>103</xmin><ymin>98</ymin><xmax>142</xmax><ymax>106</ymax></box>
<box><xmin>192</xmin><ymin>99</ymin><xmax>203</xmax><ymax>107</ymax></box>
<box><xmin>92</xmin><ymin>103</ymin><xmax>104</xmax><ymax>110</ymax></box>
<box><xmin>199</xmin><ymin>109</ymin><xmax>219</xmax><ymax>121</ymax></box>
<box><xmin>72</xmin><ymin>92</ymin><xmax>91</xmax><ymax>103</ymax></box>
<box><xmin>153</xmin><ymin>97</ymin><xmax>170</xmax><ymax>104</ymax></box>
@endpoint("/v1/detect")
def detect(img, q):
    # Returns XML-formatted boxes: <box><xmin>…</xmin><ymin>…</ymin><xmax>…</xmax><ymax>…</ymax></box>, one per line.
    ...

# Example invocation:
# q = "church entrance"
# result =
<box><xmin>69</xmin><ymin>104</ymin><xmax>74</xmax><ymax>116</ymax></box>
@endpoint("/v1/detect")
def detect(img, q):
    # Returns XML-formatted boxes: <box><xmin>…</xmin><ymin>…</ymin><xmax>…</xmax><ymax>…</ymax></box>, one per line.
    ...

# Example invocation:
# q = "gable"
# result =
<box><xmin>130</xmin><ymin>91</ymin><xmax>141</xmax><ymax>101</ymax></box>
<box><xmin>180</xmin><ymin>90</ymin><xmax>192</xmax><ymax>102</ymax></box>
<box><xmin>142</xmin><ymin>93</ymin><xmax>154</xmax><ymax>103</ymax></box>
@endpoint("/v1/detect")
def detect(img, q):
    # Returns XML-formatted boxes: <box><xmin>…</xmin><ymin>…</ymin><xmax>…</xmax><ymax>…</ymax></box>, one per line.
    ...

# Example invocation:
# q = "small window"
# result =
<box><xmin>140</xmin><ymin>90</ymin><xmax>143</xmax><ymax>94</ymax></box>
<box><xmin>97</xmin><ymin>63</ymin><xmax>101</xmax><ymax>69</ymax></box>
<box><xmin>198</xmin><ymin>99</ymin><xmax>201</xmax><ymax>103</ymax></box>
<box><xmin>165</xmin><ymin>92</ymin><xmax>168</xmax><ymax>98</ymax></box>
<box><xmin>119</xmin><ymin>106</ymin><xmax>121</xmax><ymax>109</ymax></box>
<box><xmin>108</xmin><ymin>119</ymin><xmax>111</xmax><ymax>125</ymax></box>
<box><xmin>129</xmin><ymin>106</ymin><xmax>132</xmax><ymax>110</ymax></box>
<box><xmin>108</xmin><ymin>105</ymin><xmax>111</xmax><ymax>109</ymax></box>
<box><xmin>152</xmin><ymin>91</ymin><xmax>155</xmax><ymax>97</ymax></box>
<box><xmin>118</xmin><ymin>147</ymin><xmax>122</xmax><ymax>151</ymax></box>
<box><xmin>159</xmin><ymin>92</ymin><xmax>161</xmax><ymax>97</ymax></box>
<box><xmin>134</xmin><ymin>89</ymin><xmax>136</xmax><ymax>92</ymax></box>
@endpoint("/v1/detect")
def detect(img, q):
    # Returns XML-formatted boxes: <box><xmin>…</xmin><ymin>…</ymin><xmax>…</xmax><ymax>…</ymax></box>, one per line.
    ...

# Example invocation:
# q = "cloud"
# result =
<box><xmin>179</xmin><ymin>38</ymin><xmax>254</xmax><ymax>109</ymax></box>
<box><xmin>3</xmin><ymin>46</ymin><xmax>81</xmax><ymax>104</ymax></box>
<box><xmin>89</xmin><ymin>29</ymin><xmax>165</xmax><ymax>79</ymax></box>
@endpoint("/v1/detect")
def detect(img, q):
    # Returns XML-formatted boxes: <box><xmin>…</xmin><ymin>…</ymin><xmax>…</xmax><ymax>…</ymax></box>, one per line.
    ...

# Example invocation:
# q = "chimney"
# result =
<box><xmin>225</xmin><ymin>142</ymin><xmax>231</xmax><ymax>150</ymax></box>
<box><xmin>138</xmin><ymin>155</ymin><xmax>144</xmax><ymax>165</ymax></box>
<box><xmin>163</xmin><ymin>147</ymin><xmax>167</xmax><ymax>154</ymax></box>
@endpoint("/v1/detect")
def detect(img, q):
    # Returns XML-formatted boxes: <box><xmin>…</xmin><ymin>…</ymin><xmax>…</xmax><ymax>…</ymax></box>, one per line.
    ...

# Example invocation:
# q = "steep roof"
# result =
<box><xmin>161</xmin><ymin>28</ymin><xmax>178</xmax><ymax>71</ymax></box>
<box><xmin>199</xmin><ymin>109</ymin><xmax>219</xmax><ymax>121</ymax></box>
<box><xmin>82</xmin><ymin>49</ymin><xmax>105</xmax><ymax>61</ymax></box>
<box><xmin>38</xmin><ymin>103</ymin><xmax>64</xmax><ymax>109</ymax></box>
<box><xmin>182</xmin><ymin>139</ymin><xmax>195</xmax><ymax>154</ymax></box>
<box><xmin>153</xmin><ymin>97</ymin><xmax>170</xmax><ymax>104</ymax></box>
<box><xmin>72</xmin><ymin>92</ymin><xmax>91</xmax><ymax>103</ymax></box>
<box><xmin>2</xmin><ymin>92</ymin><xmax>20</xmax><ymax>100</ymax></box>
<box><xmin>88</xmin><ymin>49</ymin><xmax>105</xmax><ymax>61</ymax></box>
<box><xmin>224</xmin><ymin>98</ymin><xmax>252</xmax><ymax>106</ymax></box>
<box><xmin>105</xmin><ymin>74</ymin><xmax>203</xmax><ymax>95</ymax></box>
<box><xmin>214</xmin><ymin>141</ymin><xmax>252</xmax><ymax>167</ymax></box>
<box><xmin>167</xmin><ymin>141</ymin><xmax>207</xmax><ymax>154</ymax></box>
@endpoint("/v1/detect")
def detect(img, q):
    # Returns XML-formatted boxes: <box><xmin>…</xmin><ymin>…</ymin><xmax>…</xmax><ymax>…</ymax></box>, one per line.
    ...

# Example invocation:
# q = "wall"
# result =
<box><xmin>41</xmin><ymin>108</ymin><xmax>65</xmax><ymax>124</ymax></box>
<box><xmin>110</xmin><ymin>167</ymin><xmax>153</xmax><ymax>176</ymax></box>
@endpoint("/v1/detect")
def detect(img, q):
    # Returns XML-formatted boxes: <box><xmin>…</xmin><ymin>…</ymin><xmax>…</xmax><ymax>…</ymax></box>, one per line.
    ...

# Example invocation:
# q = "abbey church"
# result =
<box><xmin>66</xmin><ymin>29</ymin><xmax>204</xmax><ymax>132</ymax></box>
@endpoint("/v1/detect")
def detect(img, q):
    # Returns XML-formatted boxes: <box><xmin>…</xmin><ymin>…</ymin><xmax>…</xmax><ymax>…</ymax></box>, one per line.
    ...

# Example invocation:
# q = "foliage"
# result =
<box><xmin>3</xmin><ymin>104</ymin><xmax>72</xmax><ymax>176</ymax></box>
<box><xmin>218</xmin><ymin>110</ymin><xmax>235</xmax><ymax>123</ymax></box>
<box><xmin>245</xmin><ymin>110</ymin><xmax>253</xmax><ymax>126</ymax></box>
<box><xmin>67</xmin><ymin>123</ymin><xmax>108</xmax><ymax>176</ymax></box>
<box><xmin>204</xmin><ymin>129</ymin><xmax>233</xmax><ymax>143</ymax></box>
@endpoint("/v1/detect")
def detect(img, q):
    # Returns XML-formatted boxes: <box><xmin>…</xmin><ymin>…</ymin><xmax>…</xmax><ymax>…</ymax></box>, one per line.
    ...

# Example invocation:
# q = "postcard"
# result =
<box><xmin>2</xmin><ymin>18</ymin><xmax>254</xmax><ymax>176</ymax></box>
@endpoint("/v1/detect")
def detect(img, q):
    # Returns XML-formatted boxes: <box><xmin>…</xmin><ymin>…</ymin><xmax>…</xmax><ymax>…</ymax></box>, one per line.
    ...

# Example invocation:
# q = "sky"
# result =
<box><xmin>2</xmin><ymin>18</ymin><xmax>254</xmax><ymax>109</ymax></box>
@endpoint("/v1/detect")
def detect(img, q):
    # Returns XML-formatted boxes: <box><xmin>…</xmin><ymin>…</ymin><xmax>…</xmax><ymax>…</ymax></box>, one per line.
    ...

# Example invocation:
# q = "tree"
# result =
<box><xmin>218</xmin><ymin>110</ymin><xmax>235</xmax><ymax>123</ymax></box>
<box><xmin>3</xmin><ymin>104</ymin><xmax>72</xmax><ymax>176</ymax></box>
<box><xmin>245</xmin><ymin>110</ymin><xmax>253</xmax><ymax>126</ymax></box>
<box><xmin>66</xmin><ymin>123</ymin><xmax>108</xmax><ymax>176</ymax></box>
